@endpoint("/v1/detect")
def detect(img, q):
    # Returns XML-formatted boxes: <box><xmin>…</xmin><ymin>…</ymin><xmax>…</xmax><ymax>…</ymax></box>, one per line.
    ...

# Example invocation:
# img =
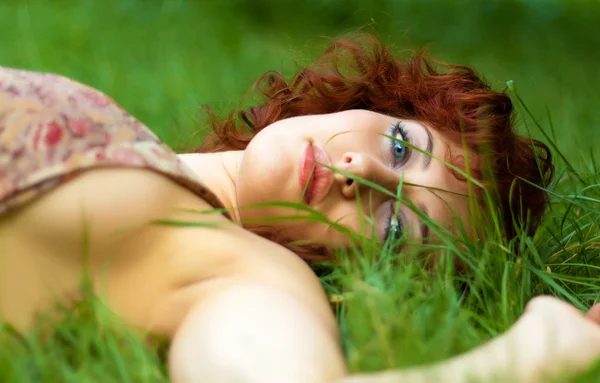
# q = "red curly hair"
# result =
<box><xmin>191</xmin><ymin>35</ymin><xmax>553</xmax><ymax>251</ymax></box>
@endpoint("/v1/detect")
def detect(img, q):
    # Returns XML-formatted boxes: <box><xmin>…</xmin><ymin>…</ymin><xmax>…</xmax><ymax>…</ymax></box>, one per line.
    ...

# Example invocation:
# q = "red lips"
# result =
<box><xmin>299</xmin><ymin>143</ymin><xmax>333</xmax><ymax>205</ymax></box>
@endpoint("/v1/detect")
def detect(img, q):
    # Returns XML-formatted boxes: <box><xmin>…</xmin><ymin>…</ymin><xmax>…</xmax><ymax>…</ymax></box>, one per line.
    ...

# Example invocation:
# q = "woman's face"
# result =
<box><xmin>236</xmin><ymin>109</ymin><xmax>473</xmax><ymax>248</ymax></box>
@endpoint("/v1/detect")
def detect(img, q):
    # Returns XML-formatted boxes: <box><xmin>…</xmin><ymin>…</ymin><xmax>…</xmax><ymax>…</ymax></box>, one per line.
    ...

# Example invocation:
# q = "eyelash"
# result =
<box><xmin>383</xmin><ymin>121</ymin><xmax>411</xmax><ymax>245</ymax></box>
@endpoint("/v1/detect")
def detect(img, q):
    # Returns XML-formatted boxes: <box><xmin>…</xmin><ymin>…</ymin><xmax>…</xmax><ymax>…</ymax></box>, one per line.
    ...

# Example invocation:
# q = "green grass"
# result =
<box><xmin>1</xmin><ymin>0</ymin><xmax>599</xmax><ymax>382</ymax></box>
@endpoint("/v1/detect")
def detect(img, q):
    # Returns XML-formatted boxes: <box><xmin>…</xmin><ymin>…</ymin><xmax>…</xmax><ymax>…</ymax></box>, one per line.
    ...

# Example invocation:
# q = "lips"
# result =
<box><xmin>299</xmin><ymin>142</ymin><xmax>333</xmax><ymax>205</ymax></box>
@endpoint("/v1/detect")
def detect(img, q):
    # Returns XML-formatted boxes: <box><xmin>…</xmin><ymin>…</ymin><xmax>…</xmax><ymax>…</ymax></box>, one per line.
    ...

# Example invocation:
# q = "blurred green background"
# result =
<box><xmin>1</xmin><ymin>2</ymin><xmax>599</xmax><ymax>380</ymax></box>
<box><xmin>1</xmin><ymin>0</ymin><xmax>598</xmax><ymax>161</ymax></box>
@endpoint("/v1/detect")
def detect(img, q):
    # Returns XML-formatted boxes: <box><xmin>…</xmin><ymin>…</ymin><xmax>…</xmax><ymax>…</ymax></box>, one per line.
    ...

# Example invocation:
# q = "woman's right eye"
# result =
<box><xmin>388</xmin><ymin>215</ymin><xmax>402</xmax><ymax>242</ymax></box>
<box><xmin>383</xmin><ymin>202</ymin><xmax>404</xmax><ymax>246</ymax></box>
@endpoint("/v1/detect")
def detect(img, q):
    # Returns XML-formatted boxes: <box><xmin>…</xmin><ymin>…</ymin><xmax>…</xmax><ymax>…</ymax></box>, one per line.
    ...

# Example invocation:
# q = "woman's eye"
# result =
<box><xmin>389</xmin><ymin>122</ymin><xmax>411</xmax><ymax>166</ymax></box>
<box><xmin>393</xmin><ymin>138</ymin><xmax>406</xmax><ymax>160</ymax></box>
<box><xmin>383</xmin><ymin>201</ymin><xmax>404</xmax><ymax>247</ymax></box>
<box><xmin>389</xmin><ymin>215</ymin><xmax>402</xmax><ymax>242</ymax></box>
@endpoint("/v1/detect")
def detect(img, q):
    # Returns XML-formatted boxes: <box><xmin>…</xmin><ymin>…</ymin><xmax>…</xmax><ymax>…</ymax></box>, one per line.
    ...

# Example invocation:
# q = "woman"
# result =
<box><xmin>0</xmin><ymin>35</ymin><xmax>598</xmax><ymax>382</ymax></box>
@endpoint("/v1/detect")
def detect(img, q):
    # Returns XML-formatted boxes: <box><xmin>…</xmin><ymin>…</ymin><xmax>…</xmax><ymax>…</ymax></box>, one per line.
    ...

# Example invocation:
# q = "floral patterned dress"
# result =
<box><xmin>0</xmin><ymin>66</ymin><xmax>221</xmax><ymax>215</ymax></box>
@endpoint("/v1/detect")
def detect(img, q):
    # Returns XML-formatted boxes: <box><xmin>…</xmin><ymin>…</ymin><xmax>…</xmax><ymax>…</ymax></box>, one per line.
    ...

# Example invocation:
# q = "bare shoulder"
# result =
<box><xmin>0</xmin><ymin>167</ymin><xmax>220</xmax><ymax>329</ymax></box>
<box><xmin>2</xmin><ymin>168</ymin><xmax>217</xmax><ymax>250</ymax></box>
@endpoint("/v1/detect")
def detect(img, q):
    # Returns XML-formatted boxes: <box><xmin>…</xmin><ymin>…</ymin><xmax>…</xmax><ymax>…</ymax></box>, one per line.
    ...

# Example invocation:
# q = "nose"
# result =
<box><xmin>333</xmin><ymin>152</ymin><xmax>401</xmax><ymax>200</ymax></box>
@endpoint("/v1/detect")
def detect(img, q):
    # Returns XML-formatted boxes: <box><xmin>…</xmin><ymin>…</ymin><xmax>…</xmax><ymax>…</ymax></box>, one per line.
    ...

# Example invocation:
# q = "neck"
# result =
<box><xmin>177</xmin><ymin>151</ymin><xmax>243</xmax><ymax>224</ymax></box>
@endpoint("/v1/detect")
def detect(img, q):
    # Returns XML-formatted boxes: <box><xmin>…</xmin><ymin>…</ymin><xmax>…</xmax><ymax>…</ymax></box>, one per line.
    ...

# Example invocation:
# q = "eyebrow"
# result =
<box><xmin>420</xmin><ymin>123</ymin><xmax>434</xmax><ymax>170</ymax></box>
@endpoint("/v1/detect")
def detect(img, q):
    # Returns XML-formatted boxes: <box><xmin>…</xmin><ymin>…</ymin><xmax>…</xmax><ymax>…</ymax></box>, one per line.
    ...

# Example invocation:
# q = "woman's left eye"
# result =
<box><xmin>393</xmin><ymin>139</ymin><xmax>406</xmax><ymax>159</ymax></box>
<box><xmin>389</xmin><ymin>122</ymin><xmax>411</xmax><ymax>166</ymax></box>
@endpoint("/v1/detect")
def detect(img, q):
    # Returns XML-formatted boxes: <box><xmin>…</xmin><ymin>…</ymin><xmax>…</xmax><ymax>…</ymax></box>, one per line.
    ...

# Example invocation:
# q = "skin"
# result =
<box><xmin>0</xmin><ymin>109</ymin><xmax>598</xmax><ymax>382</ymax></box>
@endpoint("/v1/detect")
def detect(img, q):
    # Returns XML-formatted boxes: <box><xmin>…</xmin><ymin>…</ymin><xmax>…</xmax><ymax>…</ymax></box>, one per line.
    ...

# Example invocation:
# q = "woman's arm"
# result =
<box><xmin>342</xmin><ymin>296</ymin><xmax>600</xmax><ymax>383</ymax></box>
<box><xmin>170</xmin><ymin>285</ymin><xmax>600</xmax><ymax>383</ymax></box>
<box><xmin>170</xmin><ymin>277</ymin><xmax>600</xmax><ymax>383</ymax></box>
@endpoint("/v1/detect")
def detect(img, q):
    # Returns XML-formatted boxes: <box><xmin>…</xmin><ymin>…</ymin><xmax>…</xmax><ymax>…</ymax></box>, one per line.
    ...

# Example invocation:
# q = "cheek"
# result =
<box><xmin>237</xmin><ymin>134</ymin><xmax>297</xmax><ymax>205</ymax></box>
<box><xmin>323</xmin><ymin>200</ymin><xmax>387</xmax><ymax>241</ymax></box>
<box><xmin>273</xmin><ymin>204</ymin><xmax>382</xmax><ymax>249</ymax></box>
